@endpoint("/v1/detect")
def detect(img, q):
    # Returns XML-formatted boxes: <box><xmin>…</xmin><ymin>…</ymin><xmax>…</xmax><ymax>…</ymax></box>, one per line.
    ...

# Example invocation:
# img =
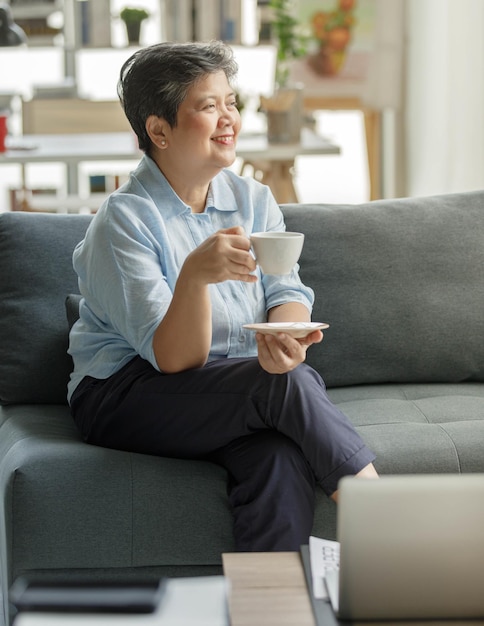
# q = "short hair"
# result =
<box><xmin>117</xmin><ymin>41</ymin><xmax>239</xmax><ymax>153</ymax></box>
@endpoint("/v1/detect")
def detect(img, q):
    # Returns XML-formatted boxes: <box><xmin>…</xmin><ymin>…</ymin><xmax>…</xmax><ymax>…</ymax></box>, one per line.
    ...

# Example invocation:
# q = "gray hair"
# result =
<box><xmin>117</xmin><ymin>41</ymin><xmax>239</xmax><ymax>153</ymax></box>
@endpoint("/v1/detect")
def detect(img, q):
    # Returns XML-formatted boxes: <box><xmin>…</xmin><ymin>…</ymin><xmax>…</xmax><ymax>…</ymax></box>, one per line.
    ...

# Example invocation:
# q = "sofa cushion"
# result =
<box><xmin>328</xmin><ymin>382</ymin><xmax>484</xmax><ymax>473</ymax></box>
<box><xmin>2</xmin><ymin>383</ymin><xmax>482</xmax><ymax>580</ymax></box>
<box><xmin>283</xmin><ymin>191</ymin><xmax>484</xmax><ymax>387</ymax></box>
<box><xmin>0</xmin><ymin>404</ymin><xmax>235</xmax><ymax>576</ymax></box>
<box><xmin>0</xmin><ymin>213</ymin><xmax>92</xmax><ymax>405</ymax></box>
<box><xmin>2</xmin><ymin>191</ymin><xmax>483</xmax><ymax>403</ymax></box>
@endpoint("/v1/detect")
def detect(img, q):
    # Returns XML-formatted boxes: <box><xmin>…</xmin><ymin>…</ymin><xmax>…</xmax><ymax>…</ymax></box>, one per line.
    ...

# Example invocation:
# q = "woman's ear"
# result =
<box><xmin>146</xmin><ymin>115</ymin><xmax>168</xmax><ymax>149</ymax></box>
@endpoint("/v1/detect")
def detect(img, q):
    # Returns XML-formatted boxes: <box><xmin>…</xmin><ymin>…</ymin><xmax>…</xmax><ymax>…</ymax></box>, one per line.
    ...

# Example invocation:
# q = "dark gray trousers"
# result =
<box><xmin>70</xmin><ymin>356</ymin><xmax>375</xmax><ymax>550</ymax></box>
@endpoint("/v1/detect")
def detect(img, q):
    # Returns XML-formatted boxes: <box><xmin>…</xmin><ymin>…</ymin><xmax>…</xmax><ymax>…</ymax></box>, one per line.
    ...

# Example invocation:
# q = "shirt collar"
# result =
<box><xmin>134</xmin><ymin>155</ymin><xmax>238</xmax><ymax>217</ymax></box>
<box><xmin>207</xmin><ymin>174</ymin><xmax>239</xmax><ymax>213</ymax></box>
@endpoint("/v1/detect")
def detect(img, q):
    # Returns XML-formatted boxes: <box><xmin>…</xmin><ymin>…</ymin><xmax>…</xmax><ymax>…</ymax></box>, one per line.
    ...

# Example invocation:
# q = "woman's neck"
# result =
<box><xmin>154</xmin><ymin>157</ymin><xmax>212</xmax><ymax>213</ymax></box>
<box><xmin>173</xmin><ymin>180</ymin><xmax>209</xmax><ymax>213</ymax></box>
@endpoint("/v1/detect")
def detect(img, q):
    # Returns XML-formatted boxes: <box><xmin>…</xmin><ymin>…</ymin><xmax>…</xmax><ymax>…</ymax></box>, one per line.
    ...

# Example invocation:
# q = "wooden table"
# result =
<box><xmin>223</xmin><ymin>551</ymin><xmax>484</xmax><ymax>626</ymax></box>
<box><xmin>222</xmin><ymin>552</ymin><xmax>315</xmax><ymax>626</ymax></box>
<box><xmin>238</xmin><ymin>127</ymin><xmax>340</xmax><ymax>203</ymax></box>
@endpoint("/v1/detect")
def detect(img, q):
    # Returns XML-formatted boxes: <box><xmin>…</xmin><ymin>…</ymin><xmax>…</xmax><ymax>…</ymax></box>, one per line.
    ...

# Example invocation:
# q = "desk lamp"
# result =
<box><xmin>0</xmin><ymin>2</ymin><xmax>27</xmax><ymax>46</ymax></box>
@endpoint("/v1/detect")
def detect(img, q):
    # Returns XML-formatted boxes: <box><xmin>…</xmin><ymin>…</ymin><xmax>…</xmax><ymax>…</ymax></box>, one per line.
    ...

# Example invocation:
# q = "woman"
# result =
<box><xmin>68</xmin><ymin>41</ymin><xmax>377</xmax><ymax>551</ymax></box>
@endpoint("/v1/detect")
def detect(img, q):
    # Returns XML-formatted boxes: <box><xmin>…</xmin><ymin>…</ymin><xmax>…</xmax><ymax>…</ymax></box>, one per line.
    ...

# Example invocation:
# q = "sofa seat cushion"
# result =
<box><xmin>0</xmin><ymin>404</ymin><xmax>235</xmax><ymax>580</ymax></box>
<box><xmin>329</xmin><ymin>382</ymin><xmax>484</xmax><ymax>473</ymax></box>
<box><xmin>3</xmin><ymin>382</ymin><xmax>483</xmax><ymax>579</ymax></box>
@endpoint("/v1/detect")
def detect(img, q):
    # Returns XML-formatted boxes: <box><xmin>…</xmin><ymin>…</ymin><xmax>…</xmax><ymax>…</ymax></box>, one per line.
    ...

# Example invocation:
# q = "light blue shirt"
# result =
<box><xmin>67</xmin><ymin>155</ymin><xmax>314</xmax><ymax>403</ymax></box>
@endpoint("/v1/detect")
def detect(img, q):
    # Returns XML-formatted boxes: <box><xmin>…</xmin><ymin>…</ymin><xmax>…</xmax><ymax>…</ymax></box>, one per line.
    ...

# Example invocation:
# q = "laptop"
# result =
<box><xmin>325</xmin><ymin>474</ymin><xmax>484</xmax><ymax>622</ymax></box>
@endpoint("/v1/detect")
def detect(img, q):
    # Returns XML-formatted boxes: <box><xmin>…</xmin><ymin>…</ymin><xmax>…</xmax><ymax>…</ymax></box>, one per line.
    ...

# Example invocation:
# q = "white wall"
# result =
<box><xmin>405</xmin><ymin>0</ymin><xmax>484</xmax><ymax>196</ymax></box>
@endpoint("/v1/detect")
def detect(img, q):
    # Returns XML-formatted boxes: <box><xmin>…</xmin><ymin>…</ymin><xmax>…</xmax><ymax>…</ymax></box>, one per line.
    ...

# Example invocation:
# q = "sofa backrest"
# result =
<box><xmin>1</xmin><ymin>191</ymin><xmax>483</xmax><ymax>405</ymax></box>
<box><xmin>0</xmin><ymin>212</ymin><xmax>92</xmax><ymax>404</ymax></box>
<box><xmin>283</xmin><ymin>190</ymin><xmax>484</xmax><ymax>387</ymax></box>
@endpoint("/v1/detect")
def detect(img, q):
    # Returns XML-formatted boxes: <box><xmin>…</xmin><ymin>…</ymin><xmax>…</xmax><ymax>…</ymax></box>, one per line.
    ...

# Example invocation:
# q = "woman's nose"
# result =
<box><xmin>219</xmin><ymin>106</ymin><xmax>238</xmax><ymax>126</ymax></box>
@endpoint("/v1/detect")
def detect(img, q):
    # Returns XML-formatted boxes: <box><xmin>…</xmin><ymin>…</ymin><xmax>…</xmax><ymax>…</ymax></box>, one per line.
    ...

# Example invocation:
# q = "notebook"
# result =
<box><xmin>325</xmin><ymin>474</ymin><xmax>484</xmax><ymax>622</ymax></box>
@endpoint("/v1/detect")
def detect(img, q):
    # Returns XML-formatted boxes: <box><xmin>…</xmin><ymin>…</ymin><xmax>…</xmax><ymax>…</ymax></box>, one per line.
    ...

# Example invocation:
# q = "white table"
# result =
<box><xmin>1</xmin><ymin>128</ymin><xmax>340</xmax><ymax>205</ymax></box>
<box><xmin>13</xmin><ymin>576</ymin><xmax>229</xmax><ymax>626</ymax></box>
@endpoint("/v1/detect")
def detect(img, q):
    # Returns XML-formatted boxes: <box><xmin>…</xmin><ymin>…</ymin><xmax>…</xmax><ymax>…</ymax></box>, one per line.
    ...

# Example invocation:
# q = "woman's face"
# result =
<box><xmin>165</xmin><ymin>70</ymin><xmax>241</xmax><ymax>176</ymax></box>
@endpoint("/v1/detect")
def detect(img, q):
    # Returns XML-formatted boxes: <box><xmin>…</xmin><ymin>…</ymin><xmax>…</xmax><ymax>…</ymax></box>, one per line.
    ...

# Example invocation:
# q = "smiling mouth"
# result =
<box><xmin>211</xmin><ymin>135</ymin><xmax>235</xmax><ymax>145</ymax></box>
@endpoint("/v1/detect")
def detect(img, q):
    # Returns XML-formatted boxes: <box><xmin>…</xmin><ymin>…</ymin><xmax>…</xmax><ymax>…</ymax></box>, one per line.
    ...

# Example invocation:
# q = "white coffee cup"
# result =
<box><xmin>250</xmin><ymin>231</ymin><xmax>304</xmax><ymax>275</ymax></box>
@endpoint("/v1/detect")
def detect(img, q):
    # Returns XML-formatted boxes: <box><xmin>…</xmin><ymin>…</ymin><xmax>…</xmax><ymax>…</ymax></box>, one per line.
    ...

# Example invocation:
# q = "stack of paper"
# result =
<box><xmin>308</xmin><ymin>535</ymin><xmax>340</xmax><ymax>600</ymax></box>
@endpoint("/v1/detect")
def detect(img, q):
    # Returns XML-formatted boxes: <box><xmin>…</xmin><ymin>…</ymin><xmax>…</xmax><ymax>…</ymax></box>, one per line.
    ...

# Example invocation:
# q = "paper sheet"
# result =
<box><xmin>309</xmin><ymin>535</ymin><xmax>340</xmax><ymax>600</ymax></box>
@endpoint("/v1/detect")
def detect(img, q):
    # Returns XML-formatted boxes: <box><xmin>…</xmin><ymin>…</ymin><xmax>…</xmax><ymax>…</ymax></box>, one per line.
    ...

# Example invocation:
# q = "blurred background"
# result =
<box><xmin>0</xmin><ymin>0</ymin><xmax>483</xmax><ymax>211</ymax></box>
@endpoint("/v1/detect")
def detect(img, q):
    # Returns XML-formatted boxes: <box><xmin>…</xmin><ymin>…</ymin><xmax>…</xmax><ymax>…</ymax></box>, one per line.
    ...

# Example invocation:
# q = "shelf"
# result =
<box><xmin>9</xmin><ymin>0</ymin><xmax>62</xmax><ymax>20</ymax></box>
<box><xmin>9</xmin><ymin>0</ymin><xmax>63</xmax><ymax>45</ymax></box>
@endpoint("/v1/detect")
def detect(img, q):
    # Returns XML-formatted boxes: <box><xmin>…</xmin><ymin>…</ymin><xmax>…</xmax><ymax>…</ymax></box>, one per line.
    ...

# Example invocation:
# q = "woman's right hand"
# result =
<box><xmin>182</xmin><ymin>226</ymin><xmax>257</xmax><ymax>285</ymax></box>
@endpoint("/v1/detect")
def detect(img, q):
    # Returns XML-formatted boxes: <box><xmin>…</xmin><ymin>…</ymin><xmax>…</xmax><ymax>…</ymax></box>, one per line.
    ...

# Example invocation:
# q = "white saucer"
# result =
<box><xmin>243</xmin><ymin>322</ymin><xmax>329</xmax><ymax>338</ymax></box>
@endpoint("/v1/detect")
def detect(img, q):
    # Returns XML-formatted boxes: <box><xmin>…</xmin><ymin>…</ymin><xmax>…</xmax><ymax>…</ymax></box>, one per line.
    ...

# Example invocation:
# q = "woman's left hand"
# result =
<box><xmin>256</xmin><ymin>329</ymin><xmax>323</xmax><ymax>374</ymax></box>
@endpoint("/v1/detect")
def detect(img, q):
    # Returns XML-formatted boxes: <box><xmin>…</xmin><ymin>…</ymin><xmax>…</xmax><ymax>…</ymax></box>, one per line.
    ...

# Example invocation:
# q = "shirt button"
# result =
<box><xmin>238</xmin><ymin>333</ymin><xmax>246</xmax><ymax>343</ymax></box>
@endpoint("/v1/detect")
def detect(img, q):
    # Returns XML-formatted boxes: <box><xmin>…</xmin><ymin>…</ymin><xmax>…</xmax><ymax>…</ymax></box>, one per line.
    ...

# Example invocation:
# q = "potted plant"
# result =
<box><xmin>270</xmin><ymin>0</ymin><xmax>308</xmax><ymax>88</ymax></box>
<box><xmin>120</xmin><ymin>6</ymin><xmax>150</xmax><ymax>45</ymax></box>
<box><xmin>260</xmin><ymin>0</ymin><xmax>308</xmax><ymax>143</ymax></box>
<box><xmin>308</xmin><ymin>0</ymin><xmax>357</xmax><ymax>76</ymax></box>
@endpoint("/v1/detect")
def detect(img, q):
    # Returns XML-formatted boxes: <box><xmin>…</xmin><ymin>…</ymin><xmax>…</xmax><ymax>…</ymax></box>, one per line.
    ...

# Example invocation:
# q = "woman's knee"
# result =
<box><xmin>212</xmin><ymin>430</ymin><xmax>314</xmax><ymax>486</ymax></box>
<box><xmin>258</xmin><ymin>431</ymin><xmax>315</xmax><ymax>483</ymax></box>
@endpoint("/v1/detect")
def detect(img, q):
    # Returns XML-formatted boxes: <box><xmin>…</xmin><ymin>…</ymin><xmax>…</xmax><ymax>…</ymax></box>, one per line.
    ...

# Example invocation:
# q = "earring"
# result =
<box><xmin>161</xmin><ymin>139</ymin><xmax>167</xmax><ymax>147</ymax></box>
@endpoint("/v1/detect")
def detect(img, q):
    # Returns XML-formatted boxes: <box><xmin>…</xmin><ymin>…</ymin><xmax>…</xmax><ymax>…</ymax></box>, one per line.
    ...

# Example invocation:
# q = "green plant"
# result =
<box><xmin>120</xmin><ymin>7</ymin><xmax>150</xmax><ymax>23</ymax></box>
<box><xmin>270</xmin><ymin>0</ymin><xmax>308</xmax><ymax>88</ymax></box>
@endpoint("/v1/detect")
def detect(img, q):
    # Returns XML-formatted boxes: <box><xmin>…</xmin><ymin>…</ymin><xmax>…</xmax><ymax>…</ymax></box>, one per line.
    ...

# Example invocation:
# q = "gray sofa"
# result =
<box><xmin>1</xmin><ymin>190</ymin><xmax>484</xmax><ymax>626</ymax></box>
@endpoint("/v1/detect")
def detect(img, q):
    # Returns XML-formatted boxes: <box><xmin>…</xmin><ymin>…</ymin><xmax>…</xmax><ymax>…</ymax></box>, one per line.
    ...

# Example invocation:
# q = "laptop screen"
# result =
<box><xmin>335</xmin><ymin>474</ymin><xmax>484</xmax><ymax>621</ymax></box>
